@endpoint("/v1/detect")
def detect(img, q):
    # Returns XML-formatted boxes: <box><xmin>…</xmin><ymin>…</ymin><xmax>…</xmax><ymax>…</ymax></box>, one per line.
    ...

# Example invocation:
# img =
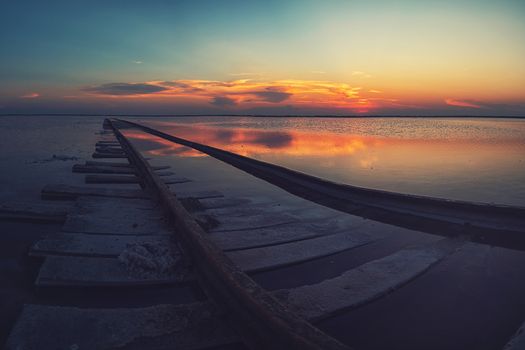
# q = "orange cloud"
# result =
<box><xmin>444</xmin><ymin>98</ymin><xmax>483</xmax><ymax>109</ymax></box>
<box><xmin>83</xmin><ymin>79</ymin><xmax>385</xmax><ymax>111</ymax></box>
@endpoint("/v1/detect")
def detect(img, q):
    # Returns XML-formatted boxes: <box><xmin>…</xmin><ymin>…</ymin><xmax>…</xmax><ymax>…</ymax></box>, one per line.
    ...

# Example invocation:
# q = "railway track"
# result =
<box><xmin>4</xmin><ymin>119</ymin><xmax>525</xmax><ymax>349</ymax></box>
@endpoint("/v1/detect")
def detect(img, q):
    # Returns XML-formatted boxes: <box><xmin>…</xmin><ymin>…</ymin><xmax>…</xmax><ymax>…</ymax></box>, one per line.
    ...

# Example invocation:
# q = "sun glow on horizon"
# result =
<box><xmin>82</xmin><ymin>79</ymin><xmax>379</xmax><ymax>112</ymax></box>
<box><xmin>78</xmin><ymin>78</ymin><xmax>455</xmax><ymax>114</ymax></box>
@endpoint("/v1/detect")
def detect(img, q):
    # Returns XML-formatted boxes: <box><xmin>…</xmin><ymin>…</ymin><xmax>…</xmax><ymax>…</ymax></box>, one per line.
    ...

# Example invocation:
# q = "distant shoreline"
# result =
<box><xmin>1</xmin><ymin>114</ymin><xmax>524</xmax><ymax>119</ymax></box>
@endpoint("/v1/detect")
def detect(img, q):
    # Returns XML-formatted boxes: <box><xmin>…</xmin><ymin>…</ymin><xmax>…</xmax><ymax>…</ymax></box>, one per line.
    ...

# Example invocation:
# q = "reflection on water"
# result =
<box><xmin>125</xmin><ymin>117</ymin><xmax>525</xmax><ymax>206</ymax></box>
<box><xmin>125</xmin><ymin>124</ymin><xmax>376</xmax><ymax>157</ymax></box>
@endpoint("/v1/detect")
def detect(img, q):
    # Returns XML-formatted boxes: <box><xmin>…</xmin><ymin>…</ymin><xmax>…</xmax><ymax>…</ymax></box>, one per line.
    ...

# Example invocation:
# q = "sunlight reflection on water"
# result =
<box><xmin>128</xmin><ymin>117</ymin><xmax>525</xmax><ymax>206</ymax></box>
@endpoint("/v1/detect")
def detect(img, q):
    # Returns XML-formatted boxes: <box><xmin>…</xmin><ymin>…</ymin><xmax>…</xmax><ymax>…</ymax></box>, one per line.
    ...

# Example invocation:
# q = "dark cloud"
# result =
<box><xmin>84</xmin><ymin>83</ymin><xmax>167</xmax><ymax>95</ymax></box>
<box><xmin>249</xmin><ymin>90</ymin><xmax>292</xmax><ymax>103</ymax></box>
<box><xmin>210</xmin><ymin>96</ymin><xmax>237</xmax><ymax>107</ymax></box>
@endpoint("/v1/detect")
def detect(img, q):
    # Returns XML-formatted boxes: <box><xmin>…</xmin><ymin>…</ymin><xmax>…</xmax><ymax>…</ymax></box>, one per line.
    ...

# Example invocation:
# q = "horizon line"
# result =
<box><xmin>1</xmin><ymin>113</ymin><xmax>524</xmax><ymax>119</ymax></box>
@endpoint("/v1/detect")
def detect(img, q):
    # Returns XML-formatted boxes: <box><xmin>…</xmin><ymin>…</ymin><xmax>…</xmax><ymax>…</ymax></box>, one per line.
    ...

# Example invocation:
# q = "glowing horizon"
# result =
<box><xmin>1</xmin><ymin>0</ymin><xmax>524</xmax><ymax>116</ymax></box>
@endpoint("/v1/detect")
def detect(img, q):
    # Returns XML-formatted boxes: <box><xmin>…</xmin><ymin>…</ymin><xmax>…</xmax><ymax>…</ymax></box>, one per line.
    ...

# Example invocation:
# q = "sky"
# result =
<box><xmin>1</xmin><ymin>0</ymin><xmax>524</xmax><ymax>116</ymax></box>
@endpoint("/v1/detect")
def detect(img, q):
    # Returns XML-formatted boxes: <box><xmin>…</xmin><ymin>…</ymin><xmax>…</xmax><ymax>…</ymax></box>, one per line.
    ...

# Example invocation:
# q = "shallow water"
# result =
<box><xmin>129</xmin><ymin>117</ymin><xmax>525</xmax><ymax>206</ymax></box>
<box><xmin>1</xmin><ymin>115</ymin><xmax>525</xmax><ymax>350</ymax></box>
<box><xmin>0</xmin><ymin>116</ymin><xmax>106</xmax><ymax>202</ymax></box>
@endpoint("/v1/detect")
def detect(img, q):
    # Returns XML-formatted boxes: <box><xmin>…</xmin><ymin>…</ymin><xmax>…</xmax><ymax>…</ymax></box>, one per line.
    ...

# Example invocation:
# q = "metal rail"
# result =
<box><xmin>107</xmin><ymin>119</ymin><xmax>349</xmax><ymax>350</ymax></box>
<box><xmin>114</xmin><ymin>118</ymin><xmax>525</xmax><ymax>251</ymax></box>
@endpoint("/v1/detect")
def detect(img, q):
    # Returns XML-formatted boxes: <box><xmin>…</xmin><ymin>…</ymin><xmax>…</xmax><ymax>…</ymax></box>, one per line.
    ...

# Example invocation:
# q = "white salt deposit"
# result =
<box><xmin>118</xmin><ymin>241</ymin><xmax>182</xmax><ymax>278</ymax></box>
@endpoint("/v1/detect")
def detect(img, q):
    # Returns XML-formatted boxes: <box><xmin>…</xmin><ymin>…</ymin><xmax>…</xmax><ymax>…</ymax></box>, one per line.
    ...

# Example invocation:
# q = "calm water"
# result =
<box><xmin>129</xmin><ymin>117</ymin><xmax>525</xmax><ymax>206</ymax></box>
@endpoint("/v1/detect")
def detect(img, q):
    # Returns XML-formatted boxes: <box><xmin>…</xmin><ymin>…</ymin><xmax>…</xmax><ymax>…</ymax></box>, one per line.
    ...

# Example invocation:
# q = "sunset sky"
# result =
<box><xmin>1</xmin><ymin>0</ymin><xmax>524</xmax><ymax>116</ymax></box>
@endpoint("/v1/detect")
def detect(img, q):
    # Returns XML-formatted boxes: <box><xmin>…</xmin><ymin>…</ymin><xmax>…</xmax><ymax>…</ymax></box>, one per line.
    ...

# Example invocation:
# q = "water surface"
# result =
<box><xmin>129</xmin><ymin>117</ymin><xmax>525</xmax><ymax>206</ymax></box>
